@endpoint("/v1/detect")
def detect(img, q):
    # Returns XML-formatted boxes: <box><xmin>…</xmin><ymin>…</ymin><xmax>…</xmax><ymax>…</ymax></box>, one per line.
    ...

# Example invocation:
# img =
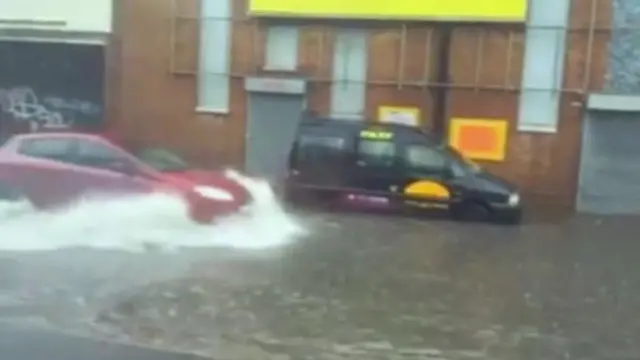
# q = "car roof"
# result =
<box><xmin>0</xmin><ymin>132</ymin><xmax>114</xmax><ymax>154</ymax></box>
<box><xmin>299</xmin><ymin>115</ymin><xmax>441</xmax><ymax>143</ymax></box>
<box><xmin>9</xmin><ymin>132</ymin><xmax>103</xmax><ymax>142</ymax></box>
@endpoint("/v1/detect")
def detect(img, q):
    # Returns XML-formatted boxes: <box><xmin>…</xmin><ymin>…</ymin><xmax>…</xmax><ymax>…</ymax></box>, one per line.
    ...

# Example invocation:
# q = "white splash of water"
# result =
<box><xmin>0</xmin><ymin>170</ymin><xmax>307</xmax><ymax>252</ymax></box>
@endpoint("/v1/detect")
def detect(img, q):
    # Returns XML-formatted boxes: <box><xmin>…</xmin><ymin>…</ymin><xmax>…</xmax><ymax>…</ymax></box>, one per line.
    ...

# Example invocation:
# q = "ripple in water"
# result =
<box><xmin>0</xmin><ymin>170</ymin><xmax>307</xmax><ymax>252</ymax></box>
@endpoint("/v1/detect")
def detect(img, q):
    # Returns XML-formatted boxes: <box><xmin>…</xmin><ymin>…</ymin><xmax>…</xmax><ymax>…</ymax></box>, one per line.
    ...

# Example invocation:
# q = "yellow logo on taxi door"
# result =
<box><xmin>403</xmin><ymin>180</ymin><xmax>450</xmax><ymax>200</ymax></box>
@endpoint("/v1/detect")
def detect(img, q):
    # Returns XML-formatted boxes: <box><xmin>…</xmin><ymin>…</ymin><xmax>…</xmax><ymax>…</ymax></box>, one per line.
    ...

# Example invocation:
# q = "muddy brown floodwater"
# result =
<box><xmin>2</xmin><ymin>211</ymin><xmax>640</xmax><ymax>360</ymax></box>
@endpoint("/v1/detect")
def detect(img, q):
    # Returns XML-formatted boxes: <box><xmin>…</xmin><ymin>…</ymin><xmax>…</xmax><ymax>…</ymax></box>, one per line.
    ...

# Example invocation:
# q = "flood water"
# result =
<box><xmin>1</xmin><ymin>182</ymin><xmax>639</xmax><ymax>360</ymax></box>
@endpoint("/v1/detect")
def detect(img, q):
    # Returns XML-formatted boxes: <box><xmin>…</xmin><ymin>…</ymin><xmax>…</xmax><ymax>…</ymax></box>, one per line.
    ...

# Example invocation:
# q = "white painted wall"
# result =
<box><xmin>0</xmin><ymin>0</ymin><xmax>112</xmax><ymax>33</ymax></box>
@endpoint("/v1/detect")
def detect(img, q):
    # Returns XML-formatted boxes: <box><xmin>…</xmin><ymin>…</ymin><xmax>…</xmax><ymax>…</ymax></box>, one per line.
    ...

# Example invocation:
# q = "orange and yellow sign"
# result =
<box><xmin>448</xmin><ymin>118</ymin><xmax>508</xmax><ymax>161</ymax></box>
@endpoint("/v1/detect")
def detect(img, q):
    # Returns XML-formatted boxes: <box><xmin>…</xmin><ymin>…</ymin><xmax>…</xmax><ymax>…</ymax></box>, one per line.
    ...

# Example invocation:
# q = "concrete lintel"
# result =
<box><xmin>245</xmin><ymin>76</ymin><xmax>306</xmax><ymax>95</ymax></box>
<box><xmin>587</xmin><ymin>92</ymin><xmax>640</xmax><ymax>112</ymax></box>
<box><xmin>0</xmin><ymin>28</ymin><xmax>108</xmax><ymax>45</ymax></box>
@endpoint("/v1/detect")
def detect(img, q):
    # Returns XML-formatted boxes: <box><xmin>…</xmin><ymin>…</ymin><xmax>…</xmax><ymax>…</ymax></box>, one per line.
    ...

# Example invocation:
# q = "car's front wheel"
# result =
<box><xmin>452</xmin><ymin>200</ymin><xmax>491</xmax><ymax>223</ymax></box>
<box><xmin>0</xmin><ymin>182</ymin><xmax>33</xmax><ymax>219</ymax></box>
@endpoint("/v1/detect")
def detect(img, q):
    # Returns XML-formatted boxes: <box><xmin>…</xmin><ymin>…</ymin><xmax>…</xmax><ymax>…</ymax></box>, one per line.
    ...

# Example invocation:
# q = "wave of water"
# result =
<box><xmin>0</xmin><ymin>170</ymin><xmax>307</xmax><ymax>252</ymax></box>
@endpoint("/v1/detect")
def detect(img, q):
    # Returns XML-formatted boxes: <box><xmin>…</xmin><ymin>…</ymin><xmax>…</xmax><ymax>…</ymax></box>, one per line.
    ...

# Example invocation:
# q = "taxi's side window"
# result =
<box><xmin>297</xmin><ymin>135</ymin><xmax>345</xmax><ymax>163</ymax></box>
<box><xmin>404</xmin><ymin>144</ymin><xmax>447</xmax><ymax>175</ymax></box>
<box><xmin>357</xmin><ymin>139</ymin><xmax>396</xmax><ymax>167</ymax></box>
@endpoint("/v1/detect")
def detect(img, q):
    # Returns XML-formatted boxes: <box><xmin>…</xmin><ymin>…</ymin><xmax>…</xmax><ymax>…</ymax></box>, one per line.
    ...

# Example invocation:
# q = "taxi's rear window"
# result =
<box><xmin>296</xmin><ymin>135</ymin><xmax>345</xmax><ymax>164</ymax></box>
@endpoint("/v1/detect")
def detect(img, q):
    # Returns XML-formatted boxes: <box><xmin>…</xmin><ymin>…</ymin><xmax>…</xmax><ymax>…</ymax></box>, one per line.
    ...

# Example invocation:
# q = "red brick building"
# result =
<box><xmin>2</xmin><ymin>0</ymin><xmax>612</xmax><ymax>212</ymax></box>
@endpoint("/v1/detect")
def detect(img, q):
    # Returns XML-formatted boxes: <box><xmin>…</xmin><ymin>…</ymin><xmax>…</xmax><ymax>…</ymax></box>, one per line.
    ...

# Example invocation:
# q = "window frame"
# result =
<box><xmin>196</xmin><ymin>0</ymin><xmax>231</xmax><ymax>114</ymax></box>
<box><xmin>264</xmin><ymin>25</ymin><xmax>299</xmax><ymax>71</ymax></box>
<box><xmin>330</xmin><ymin>29</ymin><xmax>367</xmax><ymax>119</ymax></box>
<box><xmin>517</xmin><ymin>0</ymin><xmax>571</xmax><ymax>133</ymax></box>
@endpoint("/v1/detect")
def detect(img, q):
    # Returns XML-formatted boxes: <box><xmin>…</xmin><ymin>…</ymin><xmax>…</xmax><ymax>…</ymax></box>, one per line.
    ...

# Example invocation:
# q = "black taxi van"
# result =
<box><xmin>284</xmin><ymin>116</ymin><xmax>522</xmax><ymax>224</ymax></box>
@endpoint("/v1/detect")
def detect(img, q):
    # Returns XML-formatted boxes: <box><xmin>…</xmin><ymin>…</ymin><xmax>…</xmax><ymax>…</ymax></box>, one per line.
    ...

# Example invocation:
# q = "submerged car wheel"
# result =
<box><xmin>0</xmin><ymin>182</ymin><xmax>27</xmax><ymax>202</ymax></box>
<box><xmin>453</xmin><ymin>201</ymin><xmax>491</xmax><ymax>223</ymax></box>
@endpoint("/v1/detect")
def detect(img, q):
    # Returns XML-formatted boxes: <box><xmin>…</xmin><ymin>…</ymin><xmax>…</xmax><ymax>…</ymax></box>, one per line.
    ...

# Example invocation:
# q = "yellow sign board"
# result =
<box><xmin>248</xmin><ymin>0</ymin><xmax>528</xmax><ymax>22</ymax></box>
<box><xmin>378</xmin><ymin>106</ymin><xmax>421</xmax><ymax>127</ymax></box>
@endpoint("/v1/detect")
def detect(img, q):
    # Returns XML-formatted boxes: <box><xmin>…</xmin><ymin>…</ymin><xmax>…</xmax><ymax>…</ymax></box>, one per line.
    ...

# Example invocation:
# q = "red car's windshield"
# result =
<box><xmin>134</xmin><ymin>147</ymin><xmax>191</xmax><ymax>172</ymax></box>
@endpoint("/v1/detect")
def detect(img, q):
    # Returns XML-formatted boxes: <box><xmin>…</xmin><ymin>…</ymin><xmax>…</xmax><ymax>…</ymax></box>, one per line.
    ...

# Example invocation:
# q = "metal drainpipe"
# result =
<box><xmin>431</xmin><ymin>24</ymin><xmax>452</xmax><ymax>137</ymax></box>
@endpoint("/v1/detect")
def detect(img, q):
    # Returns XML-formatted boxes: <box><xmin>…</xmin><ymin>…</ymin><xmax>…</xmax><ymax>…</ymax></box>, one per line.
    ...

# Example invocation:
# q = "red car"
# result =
<box><xmin>0</xmin><ymin>133</ymin><xmax>251</xmax><ymax>223</ymax></box>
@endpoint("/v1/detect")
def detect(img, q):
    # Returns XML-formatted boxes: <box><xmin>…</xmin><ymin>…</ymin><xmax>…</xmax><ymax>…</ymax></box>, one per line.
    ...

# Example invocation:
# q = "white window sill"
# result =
<box><xmin>517</xmin><ymin>124</ymin><xmax>557</xmax><ymax>133</ymax></box>
<box><xmin>262</xmin><ymin>65</ymin><xmax>297</xmax><ymax>72</ymax></box>
<box><xmin>330</xmin><ymin>113</ymin><xmax>364</xmax><ymax>120</ymax></box>
<box><xmin>196</xmin><ymin>107</ymin><xmax>229</xmax><ymax>115</ymax></box>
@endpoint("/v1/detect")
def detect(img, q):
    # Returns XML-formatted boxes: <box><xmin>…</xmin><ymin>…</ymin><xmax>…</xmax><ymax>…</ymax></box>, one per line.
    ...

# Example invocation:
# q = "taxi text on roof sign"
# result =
<box><xmin>248</xmin><ymin>0</ymin><xmax>528</xmax><ymax>22</ymax></box>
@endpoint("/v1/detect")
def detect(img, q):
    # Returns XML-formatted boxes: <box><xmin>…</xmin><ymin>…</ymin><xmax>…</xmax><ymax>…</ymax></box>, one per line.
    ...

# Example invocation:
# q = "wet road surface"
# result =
<box><xmin>2</xmin><ymin>212</ymin><xmax>640</xmax><ymax>360</ymax></box>
<box><xmin>0</xmin><ymin>320</ymin><xmax>203</xmax><ymax>360</ymax></box>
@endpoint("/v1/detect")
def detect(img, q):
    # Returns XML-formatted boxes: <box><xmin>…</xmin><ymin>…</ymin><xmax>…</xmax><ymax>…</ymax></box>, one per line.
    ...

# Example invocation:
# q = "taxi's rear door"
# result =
<box><xmin>351</xmin><ymin>128</ymin><xmax>403</xmax><ymax>197</ymax></box>
<box><xmin>288</xmin><ymin>127</ymin><xmax>351</xmax><ymax>190</ymax></box>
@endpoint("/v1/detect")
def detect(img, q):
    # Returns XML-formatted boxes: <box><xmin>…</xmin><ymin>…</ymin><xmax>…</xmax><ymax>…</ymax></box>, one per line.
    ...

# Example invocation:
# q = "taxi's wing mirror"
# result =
<box><xmin>443</xmin><ymin>162</ymin><xmax>457</xmax><ymax>179</ymax></box>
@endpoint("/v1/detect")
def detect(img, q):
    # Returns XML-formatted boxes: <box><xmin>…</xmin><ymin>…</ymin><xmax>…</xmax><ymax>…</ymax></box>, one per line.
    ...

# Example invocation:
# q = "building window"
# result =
<box><xmin>265</xmin><ymin>26</ymin><xmax>299</xmax><ymax>71</ymax></box>
<box><xmin>517</xmin><ymin>0</ymin><xmax>571</xmax><ymax>132</ymax></box>
<box><xmin>330</xmin><ymin>29</ymin><xmax>367</xmax><ymax>119</ymax></box>
<box><xmin>197</xmin><ymin>0</ymin><xmax>231</xmax><ymax>113</ymax></box>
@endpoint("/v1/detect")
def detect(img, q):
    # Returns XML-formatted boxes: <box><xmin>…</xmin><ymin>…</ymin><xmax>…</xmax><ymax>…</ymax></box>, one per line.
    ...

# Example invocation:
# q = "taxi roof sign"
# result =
<box><xmin>360</xmin><ymin>130</ymin><xmax>393</xmax><ymax>140</ymax></box>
